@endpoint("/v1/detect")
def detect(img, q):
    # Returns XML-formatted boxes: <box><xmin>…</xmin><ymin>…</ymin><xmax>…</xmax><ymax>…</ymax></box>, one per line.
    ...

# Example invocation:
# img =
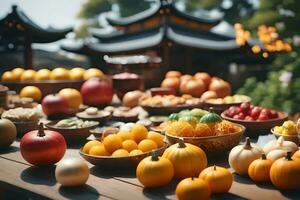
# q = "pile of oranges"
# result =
<box><xmin>1</xmin><ymin>67</ymin><xmax>103</xmax><ymax>82</ymax></box>
<box><xmin>82</xmin><ymin>124</ymin><xmax>164</xmax><ymax>157</ymax></box>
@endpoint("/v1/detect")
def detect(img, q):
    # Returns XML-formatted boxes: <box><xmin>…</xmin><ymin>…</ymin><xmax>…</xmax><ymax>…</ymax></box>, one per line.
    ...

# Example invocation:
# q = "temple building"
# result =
<box><xmin>0</xmin><ymin>5</ymin><xmax>72</xmax><ymax>68</ymax></box>
<box><xmin>61</xmin><ymin>0</ymin><xmax>272</xmax><ymax>87</ymax></box>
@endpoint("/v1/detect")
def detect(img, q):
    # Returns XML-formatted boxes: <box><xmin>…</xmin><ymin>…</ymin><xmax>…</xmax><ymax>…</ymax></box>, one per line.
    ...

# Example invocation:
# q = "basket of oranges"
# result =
<box><xmin>79</xmin><ymin>124</ymin><xmax>167</xmax><ymax>169</ymax></box>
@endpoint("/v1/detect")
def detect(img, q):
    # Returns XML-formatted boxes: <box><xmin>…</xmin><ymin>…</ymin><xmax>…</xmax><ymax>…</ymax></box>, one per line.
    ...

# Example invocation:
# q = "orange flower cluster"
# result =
<box><xmin>234</xmin><ymin>23</ymin><xmax>251</xmax><ymax>46</ymax></box>
<box><xmin>257</xmin><ymin>25</ymin><xmax>292</xmax><ymax>53</ymax></box>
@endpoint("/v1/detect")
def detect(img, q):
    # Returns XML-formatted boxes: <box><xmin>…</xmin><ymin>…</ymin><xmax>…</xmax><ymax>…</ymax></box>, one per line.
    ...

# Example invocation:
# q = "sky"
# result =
<box><xmin>0</xmin><ymin>0</ymin><xmax>86</xmax><ymax>29</ymax></box>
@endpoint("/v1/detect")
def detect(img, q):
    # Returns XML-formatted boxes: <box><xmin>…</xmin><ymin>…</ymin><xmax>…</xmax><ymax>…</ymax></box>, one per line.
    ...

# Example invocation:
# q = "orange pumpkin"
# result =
<box><xmin>208</xmin><ymin>79</ymin><xmax>231</xmax><ymax>98</ymax></box>
<box><xmin>70</xmin><ymin>67</ymin><xmax>86</xmax><ymax>80</ymax></box>
<box><xmin>20</xmin><ymin>70</ymin><xmax>36</xmax><ymax>81</ymax></box>
<box><xmin>248</xmin><ymin>153</ymin><xmax>272</xmax><ymax>182</ymax></box>
<box><xmin>58</xmin><ymin>88</ymin><xmax>82</xmax><ymax>109</ymax></box>
<box><xmin>179</xmin><ymin>79</ymin><xmax>206</xmax><ymax>97</ymax></box>
<box><xmin>83</xmin><ymin>68</ymin><xmax>103</xmax><ymax>80</ymax></box>
<box><xmin>102</xmin><ymin>134</ymin><xmax>123</xmax><ymax>154</ymax></box>
<box><xmin>162</xmin><ymin>139</ymin><xmax>207</xmax><ymax>178</ymax></box>
<box><xmin>1</xmin><ymin>71</ymin><xmax>17</xmax><ymax>82</ymax></box>
<box><xmin>50</xmin><ymin>68</ymin><xmax>70</xmax><ymax>80</ymax></box>
<box><xmin>20</xmin><ymin>86</ymin><xmax>42</xmax><ymax>102</ymax></box>
<box><xmin>35</xmin><ymin>69</ymin><xmax>51</xmax><ymax>80</ymax></box>
<box><xmin>136</xmin><ymin>151</ymin><xmax>174</xmax><ymax>187</ymax></box>
<box><xmin>292</xmin><ymin>150</ymin><xmax>300</xmax><ymax>160</ymax></box>
<box><xmin>194</xmin><ymin>72</ymin><xmax>211</xmax><ymax>88</ymax></box>
<box><xmin>199</xmin><ymin>165</ymin><xmax>233</xmax><ymax>193</ymax></box>
<box><xmin>161</xmin><ymin>77</ymin><xmax>180</xmax><ymax>91</ymax></box>
<box><xmin>11</xmin><ymin>68</ymin><xmax>25</xmax><ymax>80</ymax></box>
<box><xmin>176</xmin><ymin>177</ymin><xmax>211</xmax><ymax>200</ymax></box>
<box><xmin>138</xmin><ymin>139</ymin><xmax>158</xmax><ymax>152</ymax></box>
<box><xmin>165</xmin><ymin>71</ymin><xmax>182</xmax><ymax>78</ymax></box>
<box><xmin>270</xmin><ymin>152</ymin><xmax>300</xmax><ymax>190</ymax></box>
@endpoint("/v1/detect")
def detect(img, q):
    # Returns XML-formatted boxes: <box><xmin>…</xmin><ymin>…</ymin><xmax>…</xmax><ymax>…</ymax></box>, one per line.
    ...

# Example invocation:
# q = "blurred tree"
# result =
<box><xmin>238</xmin><ymin>0</ymin><xmax>300</xmax><ymax>115</ymax></box>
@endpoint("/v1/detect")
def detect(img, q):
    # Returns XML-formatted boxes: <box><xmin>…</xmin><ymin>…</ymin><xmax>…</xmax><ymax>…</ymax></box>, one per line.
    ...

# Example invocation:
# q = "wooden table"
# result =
<box><xmin>0</xmin><ymin>138</ymin><xmax>299</xmax><ymax>200</ymax></box>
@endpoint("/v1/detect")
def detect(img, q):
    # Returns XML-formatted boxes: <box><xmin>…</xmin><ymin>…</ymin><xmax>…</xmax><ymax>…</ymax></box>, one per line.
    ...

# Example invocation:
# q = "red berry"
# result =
<box><xmin>245</xmin><ymin>116</ymin><xmax>254</xmax><ymax>121</ymax></box>
<box><xmin>250</xmin><ymin>109</ymin><xmax>260</xmax><ymax>119</ymax></box>
<box><xmin>238</xmin><ymin>112</ymin><xmax>245</xmax><ymax>120</ymax></box>
<box><xmin>258</xmin><ymin>113</ymin><xmax>269</xmax><ymax>121</ymax></box>
<box><xmin>261</xmin><ymin>108</ymin><xmax>271</xmax><ymax>116</ymax></box>
<box><xmin>240</xmin><ymin>102</ymin><xmax>250</xmax><ymax>112</ymax></box>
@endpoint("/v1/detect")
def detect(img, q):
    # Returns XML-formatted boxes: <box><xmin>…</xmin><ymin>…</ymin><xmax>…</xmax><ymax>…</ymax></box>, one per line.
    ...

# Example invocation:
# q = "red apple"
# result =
<box><xmin>269</xmin><ymin>110</ymin><xmax>279</xmax><ymax>119</ymax></box>
<box><xmin>80</xmin><ymin>77</ymin><xmax>113</xmax><ymax>107</ymax></box>
<box><xmin>42</xmin><ymin>94</ymin><xmax>69</xmax><ymax>117</ymax></box>
<box><xmin>240</xmin><ymin>102</ymin><xmax>250</xmax><ymax>113</ymax></box>
<box><xmin>245</xmin><ymin>116</ymin><xmax>254</xmax><ymax>121</ymax></box>
<box><xmin>258</xmin><ymin>113</ymin><xmax>269</xmax><ymax>121</ymax></box>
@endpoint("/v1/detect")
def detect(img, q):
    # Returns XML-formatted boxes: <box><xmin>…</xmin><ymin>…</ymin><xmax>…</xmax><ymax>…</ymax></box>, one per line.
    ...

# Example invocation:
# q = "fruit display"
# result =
<box><xmin>20</xmin><ymin>123</ymin><xmax>66</xmax><ymax>165</ymax></box>
<box><xmin>228</xmin><ymin>137</ymin><xmax>262</xmax><ymax>175</ymax></box>
<box><xmin>199</xmin><ymin>165</ymin><xmax>233</xmax><ymax>193</ymax></box>
<box><xmin>176</xmin><ymin>177</ymin><xmax>211</xmax><ymax>200</ymax></box>
<box><xmin>20</xmin><ymin>86</ymin><xmax>42</xmax><ymax>102</ymax></box>
<box><xmin>136</xmin><ymin>151</ymin><xmax>174</xmax><ymax>188</ymax></box>
<box><xmin>165</xmin><ymin>109</ymin><xmax>241</xmax><ymax>137</ymax></box>
<box><xmin>82</xmin><ymin>124</ymin><xmax>164</xmax><ymax>157</ymax></box>
<box><xmin>222</xmin><ymin>102</ymin><xmax>280</xmax><ymax>121</ymax></box>
<box><xmin>0</xmin><ymin>119</ymin><xmax>17</xmax><ymax>148</ymax></box>
<box><xmin>1</xmin><ymin>67</ymin><xmax>104</xmax><ymax>82</ymax></box>
<box><xmin>248</xmin><ymin>153</ymin><xmax>272</xmax><ymax>182</ymax></box>
<box><xmin>162</xmin><ymin>139</ymin><xmax>207</xmax><ymax>178</ymax></box>
<box><xmin>161</xmin><ymin>71</ymin><xmax>231</xmax><ymax>98</ymax></box>
<box><xmin>272</xmin><ymin>120</ymin><xmax>299</xmax><ymax>144</ymax></box>
<box><xmin>80</xmin><ymin>77</ymin><xmax>113</xmax><ymax>107</ymax></box>
<box><xmin>55</xmin><ymin>158</ymin><xmax>90</xmax><ymax>187</ymax></box>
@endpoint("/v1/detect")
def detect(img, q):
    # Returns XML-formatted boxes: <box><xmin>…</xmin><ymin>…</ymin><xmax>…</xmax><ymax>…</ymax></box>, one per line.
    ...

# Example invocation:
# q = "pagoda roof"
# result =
<box><xmin>0</xmin><ymin>5</ymin><xmax>72</xmax><ymax>43</ymax></box>
<box><xmin>61</xmin><ymin>25</ymin><xmax>261</xmax><ymax>55</ymax></box>
<box><xmin>106</xmin><ymin>0</ymin><xmax>221</xmax><ymax>27</ymax></box>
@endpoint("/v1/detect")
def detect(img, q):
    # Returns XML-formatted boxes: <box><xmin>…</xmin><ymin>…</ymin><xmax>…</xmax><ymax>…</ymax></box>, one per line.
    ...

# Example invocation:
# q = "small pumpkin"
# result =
<box><xmin>266</xmin><ymin>149</ymin><xmax>287</xmax><ymax>162</ymax></box>
<box><xmin>136</xmin><ymin>151</ymin><xmax>174</xmax><ymax>188</ymax></box>
<box><xmin>228</xmin><ymin>137</ymin><xmax>262</xmax><ymax>175</ymax></box>
<box><xmin>263</xmin><ymin>136</ymin><xmax>298</xmax><ymax>155</ymax></box>
<box><xmin>248</xmin><ymin>153</ymin><xmax>272</xmax><ymax>182</ymax></box>
<box><xmin>176</xmin><ymin>177</ymin><xmax>211</xmax><ymax>200</ymax></box>
<box><xmin>162</xmin><ymin>138</ymin><xmax>207</xmax><ymax>178</ymax></box>
<box><xmin>292</xmin><ymin>150</ymin><xmax>300</xmax><ymax>160</ymax></box>
<box><xmin>270</xmin><ymin>152</ymin><xmax>300</xmax><ymax>190</ymax></box>
<box><xmin>199</xmin><ymin>165</ymin><xmax>233</xmax><ymax>193</ymax></box>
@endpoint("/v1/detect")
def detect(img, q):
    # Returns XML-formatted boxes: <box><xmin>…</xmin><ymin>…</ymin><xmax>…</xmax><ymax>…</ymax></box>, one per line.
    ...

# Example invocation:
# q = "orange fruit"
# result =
<box><xmin>11</xmin><ymin>68</ymin><xmax>25</xmax><ymax>80</ymax></box>
<box><xmin>20</xmin><ymin>70</ymin><xmax>36</xmax><ymax>81</ymax></box>
<box><xmin>70</xmin><ymin>67</ymin><xmax>86</xmax><ymax>80</ymax></box>
<box><xmin>58</xmin><ymin>88</ymin><xmax>82</xmax><ymax>109</ymax></box>
<box><xmin>50</xmin><ymin>67</ymin><xmax>70</xmax><ymax>80</ymax></box>
<box><xmin>35</xmin><ymin>69</ymin><xmax>51</xmax><ymax>80</ymax></box>
<box><xmin>147</xmin><ymin>131</ymin><xmax>164</xmax><ymax>147</ymax></box>
<box><xmin>83</xmin><ymin>68</ymin><xmax>103</xmax><ymax>80</ymax></box>
<box><xmin>82</xmin><ymin>140</ymin><xmax>102</xmax><ymax>154</ymax></box>
<box><xmin>166</xmin><ymin>121</ymin><xmax>195</xmax><ymax>137</ymax></box>
<box><xmin>1</xmin><ymin>71</ymin><xmax>17</xmax><ymax>82</ymax></box>
<box><xmin>20</xmin><ymin>86</ymin><xmax>42</xmax><ymax>102</ymax></box>
<box><xmin>138</xmin><ymin>139</ymin><xmax>158</xmax><ymax>153</ymax></box>
<box><xmin>112</xmin><ymin>149</ymin><xmax>129</xmax><ymax>157</ymax></box>
<box><xmin>103</xmin><ymin>134</ymin><xmax>123</xmax><ymax>153</ymax></box>
<box><xmin>122</xmin><ymin>140</ymin><xmax>138</xmax><ymax>152</ymax></box>
<box><xmin>194</xmin><ymin>123</ymin><xmax>213</xmax><ymax>137</ymax></box>
<box><xmin>129</xmin><ymin>149</ymin><xmax>143</xmax><ymax>156</ymax></box>
<box><xmin>117</xmin><ymin>131</ymin><xmax>133</xmax><ymax>141</ymax></box>
<box><xmin>89</xmin><ymin>145</ymin><xmax>110</xmax><ymax>156</ymax></box>
<box><xmin>131</xmin><ymin>124</ymin><xmax>148</xmax><ymax>143</ymax></box>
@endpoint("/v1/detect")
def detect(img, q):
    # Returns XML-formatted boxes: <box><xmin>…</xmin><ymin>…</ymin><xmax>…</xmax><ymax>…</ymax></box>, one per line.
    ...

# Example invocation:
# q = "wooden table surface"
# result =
<box><xmin>0</xmin><ymin>137</ymin><xmax>299</xmax><ymax>200</ymax></box>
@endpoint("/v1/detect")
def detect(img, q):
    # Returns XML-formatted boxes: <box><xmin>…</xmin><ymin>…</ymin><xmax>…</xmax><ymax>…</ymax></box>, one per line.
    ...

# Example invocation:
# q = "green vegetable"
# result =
<box><xmin>168</xmin><ymin>113</ymin><xmax>179</xmax><ymax>121</ymax></box>
<box><xmin>190</xmin><ymin>108</ymin><xmax>208</xmax><ymax>118</ymax></box>
<box><xmin>200</xmin><ymin>113</ymin><xmax>222</xmax><ymax>124</ymax></box>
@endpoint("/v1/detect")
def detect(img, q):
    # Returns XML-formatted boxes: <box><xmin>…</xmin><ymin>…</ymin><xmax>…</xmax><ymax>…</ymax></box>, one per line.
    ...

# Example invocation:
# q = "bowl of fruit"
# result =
<box><xmin>163</xmin><ymin>109</ymin><xmax>245</xmax><ymax>155</ymax></box>
<box><xmin>271</xmin><ymin>120</ymin><xmax>299</xmax><ymax>144</ymax></box>
<box><xmin>221</xmin><ymin>103</ymin><xmax>288</xmax><ymax>134</ymax></box>
<box><xmin>79</xmin><ymin>124</ymin><xmax>168</xmax><ymax>170</ymax></box>
<box><xmin>202</xmin><ymin>95</ymin><xmax>251</xmax><ymax>114</ymax></box>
